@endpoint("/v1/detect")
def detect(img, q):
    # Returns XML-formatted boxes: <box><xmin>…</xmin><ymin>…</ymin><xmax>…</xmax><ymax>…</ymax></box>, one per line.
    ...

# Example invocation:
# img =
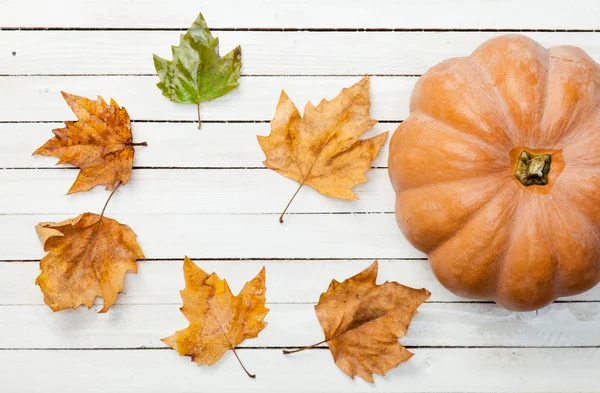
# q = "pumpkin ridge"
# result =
<box><xmin>540</xmin><ymin>46</ymin><xmax>600</xmax><ymax>147</ymax></box>
<box><xmin>488</xmin><ymin>189</ymin><xmax>524</xmax><ymax>305</ymax></box>
<box><xmin>427</xmin><ymin>182</ymin><xmax>517</xmax><ymax>256</ymax></box>
<box><xmin>557</xmin><ymin>110</ymin><xmax>600</xmax><ymax>150</ymax></box>
<box><xmin>388</xmin><ymin>114</ymin><xmax>511</xmax><ymax>193</ymax></box>
<box><xmin>548</xmin><ymin>187</ymin><xmax>600</xmax><ymax>294</ymax></box>
<box><xmin>557</xmin><ymin>111</ymin><xmax>600</xmax><ymax>150</ymax></box>
<box><xmin>494</xmin><ymin>192</ymin><xmax>561</xmax><ymax>311</ymax></box>
<box><xmin>429</xmin><ymin>186</ymin><xmax>520</xmax><ymax>300</ymax></box>
<box><xmin>472</xmin><ymin>35</ymin><xmax>551</xmax><ymax>147</ymax></box>
<box><xmin>467</xmin><ymin>56</ymin><xmax>521</xmax><ymax>147</ymax></box>
<box><xmin>409</xmin><ymin>56</ymin><xmax>517</xmax><ymax>149</ymax></box>
<box><xmin>543</xmin><ymin>197</ymin><xmax>564</xmax><ymax>298</ymax></box>
<box><xmin>560</xmin><ymin>160</ymin><xmax>600</xmax><ymax>172</ymax></box>
<box><xmin>536</xmin><ymin>49</ymin><xmax>553</xmax><ymax>146</ymax></box>
<box><xmin>410</xmin><ymin>111</ymin><xmax>508</xmax><ymax>156</ymax></box>
<box><xmin>395</xmin><ymin>172</ymin><xmax>506</xmax><ymax>201</ymax></box>
<box><xmin>395</xmin><ymin>174</ymin><xmax>509</xmax><ymax>253</ymax></box>
<box><xmin>558</xmin><ymin>114</ymin><xmax>600</xmax><ymax>169</ymax></box>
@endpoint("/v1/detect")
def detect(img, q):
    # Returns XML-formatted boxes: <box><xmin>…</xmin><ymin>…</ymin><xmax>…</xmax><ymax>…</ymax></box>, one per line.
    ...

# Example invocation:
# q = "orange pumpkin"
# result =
<box><xmin>388</xmin><ymin>34</ymin><xmax>600</xmax><ymax>311</ymax></box>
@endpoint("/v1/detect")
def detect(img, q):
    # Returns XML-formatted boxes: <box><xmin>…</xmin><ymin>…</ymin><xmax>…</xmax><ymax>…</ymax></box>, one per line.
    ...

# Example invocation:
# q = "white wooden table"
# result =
<box><xmin>1</xmin><ymin>1</ymin><xmax>600</xmax><ymax>392</ymax></box>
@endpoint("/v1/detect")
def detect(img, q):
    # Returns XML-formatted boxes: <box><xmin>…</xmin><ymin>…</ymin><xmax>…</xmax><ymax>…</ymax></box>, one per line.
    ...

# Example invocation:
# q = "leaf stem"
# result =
<box><xmin>129</xmin><ymin>142</ymin><xmax>148</xmax><ymax>146</ymax></box>
<box><xmin>100</xmin><ymin>181</ymin><xmax>121</xmax><ymax>220</ymax></box>
<box><xmin>197</xmin><ymin>102</ymin><xmax>201</xmax><ymax>129</ymax></box>
<box><xmin>205</xmin><ymin>297</ymin><xmax>255</xmax><ymax>378</ymax></box>
<box><xmin>279</xmin><ymin>182</ymin><xmax>304</xmax><ymax>223</ymax></box>
<box><xmin>231</xmin><ymin>347</ymin><xmax>256</xmax><ymax>379</ymax></box>
<box><xmin>282</xmin><ymin>339</ymin><xmax>328</xmax><ymax>354</ymax></box>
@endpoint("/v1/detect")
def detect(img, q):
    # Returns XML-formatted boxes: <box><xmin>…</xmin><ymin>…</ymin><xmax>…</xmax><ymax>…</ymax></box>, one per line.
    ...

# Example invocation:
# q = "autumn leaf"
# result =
<box><xmin>163</xmin><ymin>257</ymin><xmax>268</xmax><ymax>378</ymax></box>
<box><xmin>153</xmin><ymin>13</ymin><xmax>242</xmax><ymax>129</ymax></box>
<box><xmin>33</xmin><ymin>92</ymin><xmax>146</xmax><ymax>194</ymax></box>
<box><xmin>257</xmin><ymin>76</ymin><xmax>388</xmax><ymax>222</ymax></box>
<box><xmin>35</xmin><ymin>210</ymin><xmax>144</xmax><ymax>313</ymax></box>
<box><xmin>284</xmin><ymin>261</ymin><xmax>430</xmax><ymax>383</ymax></box>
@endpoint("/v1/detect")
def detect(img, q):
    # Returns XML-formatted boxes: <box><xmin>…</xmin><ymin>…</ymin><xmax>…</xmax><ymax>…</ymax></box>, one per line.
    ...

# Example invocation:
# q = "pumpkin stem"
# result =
<box><xmin>514</xmin><ymin>150</ymin><xmax>552</xmax><ymax>186</ymax></box>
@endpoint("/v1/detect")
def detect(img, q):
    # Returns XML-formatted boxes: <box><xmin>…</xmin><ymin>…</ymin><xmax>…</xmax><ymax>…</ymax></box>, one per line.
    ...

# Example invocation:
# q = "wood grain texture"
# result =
<box><xmin>0</xmin><ymin>169</ymin><xmax>394</xmax><ymax>214</ymax></box>
<box><xmin>0</xmin><ymin>214</ymin><xmax>422</xmax><ymax>260</ymax></box>
<box><xmin>0</xmin><ymin>348</ymin><xmax>598</xmax><ymax>393</ymax></box>
<box><xmin>2</xmin><ymin>0</ymin><xmax>599</xmax><ymax>391</ymax></box>
<box><xmin>0</xmin><ymin>123</ymin><xmax>394</xmax><ymax>168</ymax></box>
<box><xmin>0</xmin><ymin>0</ymin><xmax>597</xmax><ymax>29</ymax></box>
<box><xmin>0</xmin><ymin>76</ymin><xmax>413</xmax><ymax>121</ymax></box>
<box><xmin>3</xmin><ymin>31</ymin><xmax>600</xmax><ymax>75</ymax></box>
<box><xmin>0</xmin><ymin>302</ymin><xmax>598</xmax><ymax>349</ymax></box>
<box><xmin>2</xmin><ymin>260</ymin><xmax>598</xmax><ymax>305</ymax></box>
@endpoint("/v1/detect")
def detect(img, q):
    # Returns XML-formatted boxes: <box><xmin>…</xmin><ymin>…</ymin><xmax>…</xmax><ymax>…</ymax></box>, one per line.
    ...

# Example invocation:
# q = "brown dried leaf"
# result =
<box><xmin>162</xmin><ymin>257</ymin><xmax>268</xmax><ymax>377</ymax></box>
<box><xmin>288</xmin><ymin>261</ymin><xmax>430</xmax><ymax>382</ymax></box>
<box><xmin>35</xmin><ymin>213</ymin><xmax>144</xmax><ymax>313</ymax></box>
<box><xmin>257</xmin><ymin>76</ymin><xmax>388</xmax><ymax>221</ymax></box>
<box><xmin>33</xmin><ymin>92</ymin><xmax>145</xmax><ymax>194</ymax></box>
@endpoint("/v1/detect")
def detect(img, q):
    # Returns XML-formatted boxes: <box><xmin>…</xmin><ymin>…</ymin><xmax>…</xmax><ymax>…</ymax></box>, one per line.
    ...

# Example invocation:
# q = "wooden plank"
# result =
<box><xmin>0</xmin><ymin>0</ymin><xmax>598</xmax><ymax>29</ymax></box>
<box><xmin>3</xmin><ymin>260</ymin><xmax>598</xmax><ymax>305</ymax></box>
<box><xmin>0</xmin><ymin>214</ymin><xmax>422</xmax><ymax>260</ymax></box>
<box><xmin>0</xmin><ymin>169</ymin><xmax>393</xmax><ymax>214</ymax></box>
<box><xmin>0</xmin><ymin>302</ymin><xmax>598</xmax><ymax>349</ymax></box>
<box><xmin>3</xmin><ymin>31</ymin><xmax>600</xmax><ymax>76</ymax></box>
<box><xmin>0</xmin><ymin>348</ymin><xmax>598</xmax><ymax>392</ymax></box>
<box><xmin>0</xmin><ymin>123</ymin><xmax>394</xmax><ymax>168</ymax></box>
<box><xmin>2</xmin><ymin>2</ymin><xmax>599</xmax><ymax>392</ymax></box>
<box><xmin>0</xmin><ymin>260</ymin><xmax>450</xmax><ymax>305</ymax></box>
<box><xmin>0</xmin><ymin>75</ymin><xmax>413</xmax><ymax>122</ymax></box>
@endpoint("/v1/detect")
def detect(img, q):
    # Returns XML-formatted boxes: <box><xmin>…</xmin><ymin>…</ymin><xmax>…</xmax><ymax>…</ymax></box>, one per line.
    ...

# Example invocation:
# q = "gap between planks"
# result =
<box><xmin>0</xmin><ymin>300</ymin><xmax>596</xmax><ymax>305</ymax></box>
<box><xmin>0</xmin><ymin>166</ymin><xmax>389</xmax><ymax>170</ymax></box>
<box><xmin>0</xmin><ymin>74</ymin><xmax>422</xmax><ymax>77</ymax></box>
<box><xmin>0</xmin><ymin>257</ymin><xmax>426</xmax><ymax>262</ymax></box>
<box><xmin>0</xmin><ymin>120</ymin><xmax>402</xmax><ymax>123</ymax></box>
<box><xmin>3</xmin><ymin>346</ymin><xmax>600</xmax><ymax>350</ymax></box>
<box><xmin>2</xmin><ymin>28</ymin><xmax>600</xmax><ymax>32</ymax></box>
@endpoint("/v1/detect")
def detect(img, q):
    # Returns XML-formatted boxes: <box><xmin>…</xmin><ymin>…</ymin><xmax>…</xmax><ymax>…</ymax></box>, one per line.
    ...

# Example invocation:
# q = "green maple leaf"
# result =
<box><xmin>153</xmin><ymin>13</ymin><xmax>242</xmax><ymax>129</ymax></box>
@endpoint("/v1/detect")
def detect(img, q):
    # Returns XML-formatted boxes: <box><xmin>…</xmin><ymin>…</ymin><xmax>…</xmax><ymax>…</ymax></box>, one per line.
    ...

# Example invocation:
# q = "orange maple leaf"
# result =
<box><xmin>258</xmin><ymin>76</ymin><xmax>388</xmax><ymax>222</ymax></box>
<box><xmin>284</xmin><ymin>261</ymin><xmax>430</xmax><ymax>382</ymax></box>
<box><xmin>35</xmin><ymin>212</ymin><xmax>144</xmax><ymax>313</ymax></box>
<box><xmin>163</xmin><ymin>257</ymin><xmax>268</xmax><ymax>378</ymax></box>
<box><xmin>33</xmin><ymin>92</ymin><xmax>146</xmax><ymax>194</ymax></box>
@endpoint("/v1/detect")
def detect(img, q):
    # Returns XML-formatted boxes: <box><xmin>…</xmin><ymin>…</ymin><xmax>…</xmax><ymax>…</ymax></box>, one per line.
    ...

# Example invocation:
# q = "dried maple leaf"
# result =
<box><xmin>257</xmin><ymin>76</ymin><xmax>388</xmax><ymax>222</ymax></box>
<box><xmin>153</xmin><ymin>13</ymin><xmax>242</xmax><ymax>129</ymax></box>
<box><xmin>163</xmin><ymin>257</ymin><xmax>268</xmax><ymax>378</ymax></box>
<box><xmin>284</xmin><ymin>261</ymin><xmax>430</xmax><ymax>383</ymax></box>
<box><xmin>35</xmin><ymin>211</ymin><xmax>144</xmax><ymax>313</ymax></box>
<box><xmin>33</xmin><ymin>92</ymin><xmax>146</xmax><ymax>194</ymax></box>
